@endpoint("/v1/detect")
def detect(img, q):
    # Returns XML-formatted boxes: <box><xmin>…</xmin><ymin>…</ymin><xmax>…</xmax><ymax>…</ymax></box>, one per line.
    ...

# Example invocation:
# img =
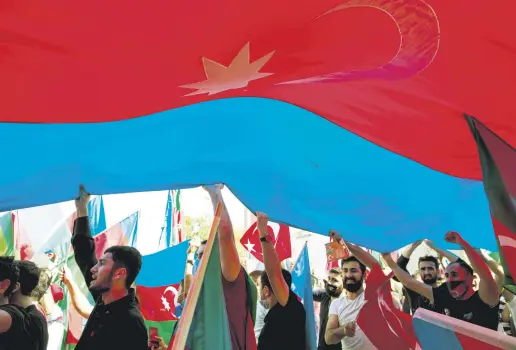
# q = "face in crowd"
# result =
<box><xmin>325</xmin><ymin>269</ymin><xmax>344</xmax><ymax>298</ymax></box>
<box><xmin>445</xmin><ymin>262</ymin><xmax>474</xmax><ymax>300</ymax></box>
<box><xmin>418</xmin><ymin>256</ymin><xmax>439</xmax><ymax>286</ymax></box>
<box><xmin>341</xmin><ymin>257</ymin><xmax>365</xmax><ymax>293</ymax></box>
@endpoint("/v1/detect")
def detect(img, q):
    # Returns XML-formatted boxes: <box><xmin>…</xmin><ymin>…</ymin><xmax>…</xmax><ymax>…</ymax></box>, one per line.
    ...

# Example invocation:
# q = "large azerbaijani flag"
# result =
<box><xmin>1</xmin><ymin>1</ymin><xmax>516</xmax><ymax>252</ymax></box>
<box><xmin>135</xmin><ymin>240</ymin><xmax>190</xmax><ymax>343</ymax></box>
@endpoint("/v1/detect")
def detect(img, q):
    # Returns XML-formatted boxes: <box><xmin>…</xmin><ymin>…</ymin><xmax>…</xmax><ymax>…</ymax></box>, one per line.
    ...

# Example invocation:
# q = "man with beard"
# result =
<box><xmin>72</xmin><ymin>185</ymin><xmax>148</xmax><ymax>350</ymax></box>
<box><xmin>313</xmin><ymin>268</ymin><xmax>344</xmax><ymax>350</ymax></box>
<box><xmin>395</xmin><ymin>239</ymin><xmax>458</xmax><ymax>315</ymax></box>
<box><xmin>383</xmin><ymin>231</ymin><xmax>500</xmax><ymax>330</ymax></box>
<box><xmin>325</xmin><ymin>241</ymin><xmax>379</xmax><ymax>350</ymax></box>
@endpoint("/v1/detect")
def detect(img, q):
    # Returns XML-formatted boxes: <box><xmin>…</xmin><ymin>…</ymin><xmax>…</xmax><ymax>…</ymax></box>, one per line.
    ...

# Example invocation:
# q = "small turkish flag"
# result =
<box><xmin>240</xmin><ymin>221</ymin><xmax>292</xmax><ymax>263</ymax></box>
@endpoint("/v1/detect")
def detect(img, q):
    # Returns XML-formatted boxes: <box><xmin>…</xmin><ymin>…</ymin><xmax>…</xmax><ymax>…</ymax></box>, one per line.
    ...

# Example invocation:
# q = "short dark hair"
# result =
<box><xmin>105</xmin><ymin>246</ymin><xmax>142</xmax><ymax>289</ymax></box>
<box><xmin>0</xmin><ymin>257</ymin><xmax>19</xmax><ymax>297</ymax></box>
<box><xmin>16</xmin><ymin>260</ymin><xmax>40</xmax><ymax>296</ymax></box>
<box><xmin>329</xmin><ymin>268</ymin><xmax>343</xmax><ymax>276</ymax></box>
<box><xmin>30</xmin><ymin>268</ymin><xmax>52</xmax><ymax>300</ymax></box>
<box><xmin>341</xmin><ymin>256</ymin><xmax>366</xmax><ymax>273</ymax></box>
<box><xmin>260</xmin><ymin>269</ymin><xmax>292</xmax><ymax>292</ymax></box>
<box><xmin>249</xmin><ymin>270</ymin><xmax>263</xmax><ymax>283</ymax></box>
<box><xmin>200</xmin><ymin>240</ymin><xmax>208</xmax><ymax>245</ymax></box>
<box><xmin>418</xmin><ymin>255</ymin><xmax>439</xmax><ymax>269</ymax></box>
<box><xmin>454</xmin><ymin>259</ymin><xmax>474</xmax><ymax>276</ymax></box>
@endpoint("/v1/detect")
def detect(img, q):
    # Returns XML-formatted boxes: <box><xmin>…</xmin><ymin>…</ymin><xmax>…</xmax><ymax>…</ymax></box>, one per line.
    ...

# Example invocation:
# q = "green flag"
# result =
<box><xmin>0</xmin><ymin>213</ymin><xmax>14</xmax><ymax>256</ymax></box>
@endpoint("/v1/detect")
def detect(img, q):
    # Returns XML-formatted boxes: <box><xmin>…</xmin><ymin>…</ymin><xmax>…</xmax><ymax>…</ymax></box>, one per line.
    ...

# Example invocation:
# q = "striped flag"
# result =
<box><xmin>468</xmin><ymin>116</ymin><xmax>516</xmax><ymax>294</ymax></box>
<box><xmin>159</xmin><ymin>190</ymin><xmax>183</xmax><ymax>250</ymax></box>
<box><xmin>291</xmin><ymin>243</ymin><xmax>317</xmax><ymax>350</ymax></box>
<box><xmin>413</xmin><ymin>308</ymin><xmax>516</xmax><ymax>349</ymax></box>
<box><xmin>0</xmin><ymin>213</ymin><xmax>14</xmax><ymax>256</ymax></box>
<box><xmin>135</xmin><ymin>240</ymin><xmax>190</xmax><ymax>343</ymax></box>
<box><xmin>170</xmin><ymin>204</ymin><xmax>258</xmax><ymax>350</ymax></box>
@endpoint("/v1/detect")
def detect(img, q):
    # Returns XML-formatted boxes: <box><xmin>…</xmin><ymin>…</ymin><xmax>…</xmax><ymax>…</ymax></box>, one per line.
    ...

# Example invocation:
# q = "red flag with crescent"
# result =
<box><xmin>240</xmin><ymin>221</ymin><xmax>292</xmax><ymax>263</ymax></box>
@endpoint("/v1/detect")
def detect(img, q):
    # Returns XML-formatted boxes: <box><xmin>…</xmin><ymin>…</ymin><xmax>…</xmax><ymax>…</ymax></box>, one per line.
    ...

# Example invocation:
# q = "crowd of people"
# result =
<box><xmin>0</xmin><ymin>184</ymin><xmax>514</xmax><ymax>349</ymax></box>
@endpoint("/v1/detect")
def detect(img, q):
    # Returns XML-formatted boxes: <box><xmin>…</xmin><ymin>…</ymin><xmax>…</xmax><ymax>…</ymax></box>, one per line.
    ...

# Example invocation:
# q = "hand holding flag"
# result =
<box><xmin>240</xmin><ymin>214</ymin><xmax>292</xmax><ymax>263</ymax></box>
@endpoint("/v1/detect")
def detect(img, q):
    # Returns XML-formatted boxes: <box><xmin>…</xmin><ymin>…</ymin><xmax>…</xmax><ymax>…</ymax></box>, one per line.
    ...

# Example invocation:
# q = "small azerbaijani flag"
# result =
<box><xmin>0</xmin><ymin>212</ymin><xmax>14</xmax><ymax>256</ymax></box>
<box><xmin>158</xmin><ymin>190</ymin><xmax>183</xmax><ymax>250</ymax></box>
<box><xmin>136</xmin><ymin>240</ymin><xmax>190</xmax><ymax>343</ymax></box>
<box><xmin>290</xmin><ymin>243</ymin><xmax>317</xmax><ymax>350</ymax></box>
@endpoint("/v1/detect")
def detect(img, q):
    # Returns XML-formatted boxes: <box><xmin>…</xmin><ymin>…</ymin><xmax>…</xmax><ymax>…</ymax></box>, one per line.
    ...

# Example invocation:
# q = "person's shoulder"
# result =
<box><xmin>0</xmin><ymin>304</ymin><xmax>25</xmax><ymax>318</ymax></box>
<box><xmin>433</xmin><ymin>283</ymin><xmax>449</xmax><ymax>296</ymax></box>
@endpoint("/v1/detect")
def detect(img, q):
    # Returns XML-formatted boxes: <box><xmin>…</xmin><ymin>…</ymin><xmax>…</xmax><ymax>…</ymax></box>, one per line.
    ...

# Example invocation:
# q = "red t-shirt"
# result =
<box><xmin>222</xmin><ymin>267</ymin><xmax>256</xmax><ymax>350</ymax></box>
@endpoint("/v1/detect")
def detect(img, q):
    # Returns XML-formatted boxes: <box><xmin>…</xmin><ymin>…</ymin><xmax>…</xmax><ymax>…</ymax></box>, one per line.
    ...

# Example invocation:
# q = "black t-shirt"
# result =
<box><xmin>405</xmin><ymin>283</ymin><xmax>448</xmax><ymax>315</ymax></box>
<box><xmin>396</xmin><ymin>255</ymin><xmax>447</xmax><ymax>315</ymax></box>
<box><xmin>258</xmin><ymin>290</ymin><xmax>306</xmax><ymax>350</ymax></box>
<box><xmin>433</xmin><ymin>288</ymin><xmax>499</xmax><ymax>330</ymax></box>
<box><xmin>0</xmin><ymin>304</ymin><xmax>48</xmax><ymax>350</ymax></box>
<box><xmin>313</xmin><ymin>289</ymin><xmax>342</xmax><ymax>350</ymax></box>
<box><xmin>25</xmin><ymin>305</ymin><xmax>48</xmax><ymax>350</ymax></box>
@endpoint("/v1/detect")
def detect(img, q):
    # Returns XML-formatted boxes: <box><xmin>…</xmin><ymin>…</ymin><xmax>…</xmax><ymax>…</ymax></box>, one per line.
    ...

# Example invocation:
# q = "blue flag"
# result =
<box><xmin>88</xmin><ymin>195</ymin><xmax>107</xmax><ymax>236</ymax></box>
<box><xmin>291</xmin><ymin>243</ymin><xmax>317</xmax><ymax>350</ymax></box>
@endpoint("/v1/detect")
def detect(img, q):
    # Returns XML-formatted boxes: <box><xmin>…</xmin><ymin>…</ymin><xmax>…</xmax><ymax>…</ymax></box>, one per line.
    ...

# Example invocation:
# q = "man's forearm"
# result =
<box><xmin>325</xmin><ymin>326</ymin><xmax>346</xmax><ymax>345</ymax></box>
<box><xmin>401</xmin><ymin>241</ymin><xmax>420</xmax><ymax>259</ymax></box>
<box><xmin>207</xmin><ymin>189</ymin><xmax>240</xmax><ymax>282</ymax></box>
<box><xmin>461</xmin><ymin>241</ymin><xmax>493</xmax><ymax>282</ymax></box>
<box><xmin>65</xmin><ymin>280</ymin><xmax>94</xmax><ymax>318</ymax></box>
<box><xmin>346</xmin><ymin>243</ymin><xmax>379</xmax><ymax>270</ymax></box>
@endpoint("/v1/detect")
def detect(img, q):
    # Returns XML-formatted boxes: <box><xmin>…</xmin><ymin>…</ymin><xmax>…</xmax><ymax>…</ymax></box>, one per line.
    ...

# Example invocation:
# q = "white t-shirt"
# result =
<box><xmin>328</xmin><ymin>292</ymin><xmax>377</xmax><ymax>350</ymax></box>
<box><xmin>46</xmin><ymin>306</ymin><xmax>65</xmax><ymax>350</ymax></box>
<box><xmin>255</xmin><ymin>300</ymin><xmax>268</xmax><ymax>340</ymax></box>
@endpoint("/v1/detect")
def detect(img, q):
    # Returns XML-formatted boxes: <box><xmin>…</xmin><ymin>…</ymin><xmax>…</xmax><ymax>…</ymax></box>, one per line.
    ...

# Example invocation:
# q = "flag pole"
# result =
<box><xmin>170</xmin><ymin>203</ymin><xmax>222</xmax><ymax>350</ymax></box>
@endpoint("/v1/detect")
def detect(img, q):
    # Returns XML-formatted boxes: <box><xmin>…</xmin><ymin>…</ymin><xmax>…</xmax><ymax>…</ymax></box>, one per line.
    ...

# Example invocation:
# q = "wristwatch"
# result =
<box><xmin>260</xmin><ymin>236</ymin><xmax>270</xmax><ymax>243</ymax></box>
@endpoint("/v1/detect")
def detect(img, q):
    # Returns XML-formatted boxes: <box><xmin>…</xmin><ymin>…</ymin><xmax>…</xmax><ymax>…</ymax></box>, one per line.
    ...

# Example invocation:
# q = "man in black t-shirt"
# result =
<box><xmin>383</xmin><ymin>232</ymin><xmax>500</xmax><ymax>330</ymax></box>
<box><xmin>0</xmin><ymin>256</ymin><xmax>22</xmax><ymax>350</ymax></box>
<box><xmin>9</xmin><ymin>261</ymin><xmax>48</xmax><ymax>350</ymax></box>
<box><xmin>313</xmin><ymin>268</ymin><xmax>343</xmax><ymax>350</ymax></box>
<box><xmin>256</xmin><ymin>212</ymin><xmax>306</xmax><ymax>350</ymax></box>
<box><xmin>395</xmin><ymin>239</ymin><xmax>459</xmax><ymax>315</ymax></box>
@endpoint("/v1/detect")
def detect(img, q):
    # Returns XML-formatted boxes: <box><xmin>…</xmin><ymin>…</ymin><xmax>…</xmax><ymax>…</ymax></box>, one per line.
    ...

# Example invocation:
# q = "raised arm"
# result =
<box><xmin>179</xmin><ymin>242</ymin><xmax>196</xmax><ymax>303</ymax></box>
<box><xmin>329</xmin><ymin>230</ymin><xmax>380</xmax><ymax>269</ymax></box>
<box><xmin>382</xmin><ymin>253</ymin><xmax>434</xmax><ymax>302</ymax></box>
<box><xmin>478</xmin><ymin>249</ymin><xmax>505</xmax><ymax>292</ymax></box>
<box><xmin>344</xmin><ymin>241</ymin><xmax>380</xmax><ymax>270</ymax></box>
<box><xmin>204</xmin><ymin>185</ymin><xmax>241</xmax><ymax>282</ymax></box>
<box><xmin>424</xmin><ymin>239</ymin><xmax>458</xmax><ymax>265</ymax></box>
<box><xmin>257</xmin><ymin>212</ymin><xmax>290</xmax><ymax>306</ymax></box>
<box><xmin>397</xmin><ymin>240</ymin><xmax>422</xmax><ymax>271</ymax></box>
<box><xmin>60</xmin><ymin>266</ymin><xmax>94</xmax><ymax>318</ymax></box>
<box><xmin>71</xmin><ymin>185</ymin><xmax>99</xmax><ymax>300</ymax></box>
<box><xmin>445</xmin><ymin>232</ymin><xmax>499</xmax><ymax>306</ymax></box>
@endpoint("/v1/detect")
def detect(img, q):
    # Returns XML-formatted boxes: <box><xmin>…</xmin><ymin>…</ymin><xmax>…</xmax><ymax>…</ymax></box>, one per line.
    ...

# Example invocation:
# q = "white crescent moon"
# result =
<box><xmin>280</xmin><ymin>0</ymin><xmax>440</xmax><ymax>84</ymax></box>
<box><xmin>268</xmin><ymin>222</ymin><xmax>281</xmax><ymax>241</ymax></box>
<box><xmin>164</xmin><ymin>286</ymin><xmax>178</xmax><ymax>297</ymax></box>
